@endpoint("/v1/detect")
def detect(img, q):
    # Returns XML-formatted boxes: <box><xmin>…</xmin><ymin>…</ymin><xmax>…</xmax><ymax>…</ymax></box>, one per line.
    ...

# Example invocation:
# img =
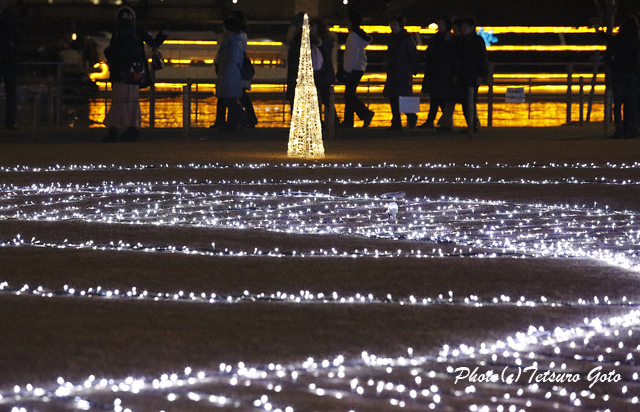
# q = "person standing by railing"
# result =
<box><xmin>383</xmin><ymin>15</ymin><xmax>419</xmax><ymax>131</ymax></box>
<box><xmin>452</xmin><ymin>16</ymin><xmax>488</xmax><ymax>134</ymax></box>
<box><xmin>418</xmin><ymin>15</ymin><xmax>454</xmax><ymax>130</ymax></box>
<box><xmin>103</xmin><ymin>6</ymin><xmax>167</xmax><ymax>142</ymax></box>
<box><xmin>604</xmin><ymin>16</ymin><xmax>640</xmax><ymax>139</ymax></box>
<box><xmin>340</xmin><ymin>9</ymin><xmax>375</xmax><ymax>129</ymax></box>
<box><xmin>0</xmin><ymin>2</ymin><xmax>20</xmax><ymax>131</ymax></box>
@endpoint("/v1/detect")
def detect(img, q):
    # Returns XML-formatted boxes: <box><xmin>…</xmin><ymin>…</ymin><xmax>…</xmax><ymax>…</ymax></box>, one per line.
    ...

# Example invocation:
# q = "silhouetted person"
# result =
<box><xmin>214</xmin><ymin>16</ymin><xmax>246</xmax><ymax>132</ymax></box>
<box><xmin>0</xmin><ymin>2</ymin><xmax>20</xmax><ymax>130</ymax></box>
<box><xmin>233</xmin><ymin>11</ymin><xmax>257</xmax><ymax>128</ymax></box>
<box><xmin>341</xmin><ymin>9</ymin><xmax>374</xmax><ymax>128</ymax></box>
<box><xmin>383</xmin><ymin>15</ymin><xmax>419</xmax><ymax>131</ymax></box>
<box><xmin>605</xmin><ymin>16</ymin><xmax>640</xmax><ymax>139</ymax></box>
<box><xmin>452</xmin><ymin>16</ymin><xmax>488</xmax><ymax>133</ymax></box>
<box><xmin>419</xmin><ymin>16</ymin><xmax>454</xmax><ymax>129</ymax></box>
<box><xmin>103</xmin><ymin>6</ymin><xmax>167</xmax><ymax>142</ymax></box>
<box><xmin>310</xmin><ymin>17</ymin><xmax>338</xmax><ymax>129</ymax></box>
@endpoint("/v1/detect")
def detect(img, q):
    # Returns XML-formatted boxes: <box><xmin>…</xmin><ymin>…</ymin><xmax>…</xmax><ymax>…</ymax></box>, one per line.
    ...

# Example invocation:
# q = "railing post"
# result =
<box><xmin>579</xmin><ymin>76</ymin><xmax>584</xmax><ymax>126</ymax></box>
<box><xmin>566</xmin><ymin>63</ymin><xmax>573</xmax><ymax>124</ymax></box>
<box><xmin>150</xmin><ymin>70</ymin><xmax>155</xmax><ymax>128</ymax></box>
<box><xmin>487</xmin><ymin>63</ymin><xmax>493</xmax><ymax>128</ymax></box>
<box><xmin>586</xmin><ymin>51</ymin><xmax>601</xmax><ymax>122</ymax></box>
<box><xmin>182</xmin><ymin>84</ymin><xmax>190</xmax><ymax>138</ymax></box>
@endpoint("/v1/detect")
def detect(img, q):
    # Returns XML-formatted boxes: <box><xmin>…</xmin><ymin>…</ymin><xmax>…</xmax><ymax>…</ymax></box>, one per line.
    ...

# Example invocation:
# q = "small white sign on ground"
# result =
<box><xmin>399</xmin><ymin>96</ymin><xmax>420</xmax><ymax>113</ymax></box>
<box><xmin>505</xmin><ymin>87</ymin><xmax>526</xmax><ymax>103</ymax></box>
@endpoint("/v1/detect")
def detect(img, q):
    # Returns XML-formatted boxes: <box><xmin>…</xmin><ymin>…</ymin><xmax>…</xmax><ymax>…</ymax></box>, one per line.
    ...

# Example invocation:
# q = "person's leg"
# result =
<box><xmin>221</xmin><ymin>97</ymin><xmax>243</xmax><ymax>132</ymax></box>
<box><xmin>240</xmin><ymin>90</ymin><xmax>257</xmax><ymax>127</ymax></box>
<box><xmin>460</xmin><ymin>86</ymin><xmax>480</xmax><ymax>130</ymax></box>
<box><xmin>424</xmin><ymin>93</ymin><xmax>439</xmax><ymax>125</ymax></box>
<box><xmin>212</xmin><ymin>98</ymin><xmax>227</xmax><ymax>128</ymax></box>
<box><xmin>622</xmin><ymin>74</ymin><xmax>639</xmax><ymax>138</ymax></box>
<box><xmin>611</xmin><ymin>74</ymin><xmax>625</xmax><ymax>138</ymax></box>
<box><xmin>388</xmin><ymin>96</ymin><xmax>401</xmax><ymax>130</ymax></box>
<box><xmin>343</xmin><ymin>70</ymin><xmax>361</xmax><ymax>127</ymax></box>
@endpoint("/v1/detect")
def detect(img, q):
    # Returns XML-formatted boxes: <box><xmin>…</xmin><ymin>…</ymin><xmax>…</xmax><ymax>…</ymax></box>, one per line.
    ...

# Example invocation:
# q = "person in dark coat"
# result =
<box><xmin>605</xmin><ymin>16</ymin><xmax>640</xmax><ymax>139</ymax></box>
<box><xmin>214</xmin><ymin>16</ymin><xmax>246</xmax><ymax>133</ymax></box>
<box><xmin>103</xmin><ymin>6</ymin><xmax>167</xmax><ymax>142</ymax></box>
<box><xmin>310</xmin><ymin>17</ymin><xmax>339</xmax><ymax>129</ymax></box>
<box><xmin>0</xmin><ymin>3</ymin><xmax>20</xmax><ymax>130</ymax></box>
<box><xmin>383</xmin><ymin>15</ymin><xmax>419</xmax><ymax>131</ymax></box>
<box><xmin>452</xmin><ymin>16</ymin><xmax>488</xmax><ymax>133</ymax></box>
<box><xmin>418</xmin><ymin>16</ymin><xmax>453</xmax><ymax>129</ymax></box>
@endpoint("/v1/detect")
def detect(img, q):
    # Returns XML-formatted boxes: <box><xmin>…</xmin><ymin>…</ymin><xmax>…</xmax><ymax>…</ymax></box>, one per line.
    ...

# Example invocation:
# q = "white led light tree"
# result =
<box><xmin>287</xmin><ymin>13</ymin><xmax>325</xmax><ymax>159</ymax></box>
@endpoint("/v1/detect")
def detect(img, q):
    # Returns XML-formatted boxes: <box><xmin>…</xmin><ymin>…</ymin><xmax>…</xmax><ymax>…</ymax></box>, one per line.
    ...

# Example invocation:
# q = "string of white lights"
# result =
<box><xmin>0</xmin><ymin>161</ymin><xmax>638</xmax><ymax>173</ymax></box>
<box><xmin>1</xmin><ymin>279</ymin><xmax>636</xmax><ymax>309</ymax></box>
<box><xmin>2</xmin><ymin>309</ymin><xmax>639</xmax><ymax>412</ymax></box>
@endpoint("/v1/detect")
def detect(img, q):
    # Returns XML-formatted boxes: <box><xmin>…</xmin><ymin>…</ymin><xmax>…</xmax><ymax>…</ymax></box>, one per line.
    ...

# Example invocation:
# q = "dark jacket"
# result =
<box><xmin>315</xmin><ymin>31</ymin><xmax>337</xmax><ymax>87</ymax></box>
<box><xmin>0</xmin><ymin>8</ymin><xmax>20</xmax><ymax>63</ymax></box>
<box><xmin>421</xmin><ymin>31</ymin><xmax>454</xmax><ymax>95</ymax></box>
<box><xmin>105</xmin><ymin>25</ymin><xmax>166</xmax><ymax>85</ymax></box>
<box><xmin>605</xmin><ymin>33</ymin><xmax>640</xmax><ymax>76</ymax></box>
<box><xmin>383</xmin><ymin>29</ymin><xmax>419</xmax><ymax>97</ymax></box>
<box><xmin>454</xmin><ymin>32</ymin><xmax>489</xmax><ymax>89</ymax></box>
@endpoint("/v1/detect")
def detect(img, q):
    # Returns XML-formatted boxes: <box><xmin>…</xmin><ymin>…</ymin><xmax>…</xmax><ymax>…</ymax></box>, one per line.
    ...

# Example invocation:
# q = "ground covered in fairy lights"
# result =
<box><xmin>0</xmin><ymin>126</ymin><xmax>639</xmax><ymax>412</ymax></box>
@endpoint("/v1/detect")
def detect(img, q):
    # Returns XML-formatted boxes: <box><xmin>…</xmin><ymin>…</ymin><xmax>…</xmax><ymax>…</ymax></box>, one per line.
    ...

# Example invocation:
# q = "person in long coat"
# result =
<box><xmin>605</xmin><ymin>16</ymin><xmax>640</xmax><ymax>139</ymax></box>
<box><xmin>383</xmin><ymin>15</ymin><xmax>419</xmax><ymax>131</ymax></box>
<box><xmin>419</xmin><ymin>16</ymin><xmax>453</xmax><ymax>129</ymax></box>
<box><xmin>214</xmin><ymin>16</ymin><xmax>246</xmax><ymax>132</ymax></box>
<box><xmin>103</xmin><ymin>6</ymin><xmax>167</xmax><ymax>142</ymax></box>
<box><xmin>452</xmin><ymin>16</ymin><xmax>488</xmax><ymax>133</ymax></box>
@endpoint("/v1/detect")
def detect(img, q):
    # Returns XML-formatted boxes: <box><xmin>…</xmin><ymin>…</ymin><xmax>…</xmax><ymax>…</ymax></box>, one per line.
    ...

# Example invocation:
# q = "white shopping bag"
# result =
<box><xmin>399</xmin><ymin>96</ymin><xmax>420</xmax><ymax>113</ymax></box>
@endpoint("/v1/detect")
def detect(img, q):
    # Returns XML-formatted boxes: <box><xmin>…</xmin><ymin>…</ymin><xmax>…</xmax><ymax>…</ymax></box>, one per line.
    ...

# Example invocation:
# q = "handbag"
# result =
<box><xmin>151</xmin><ymin>48</ymin><xmax>164</xmax><ymax>71</ymax></box>
<box><xmin>241</xmin><ymin>52</ymin><xmax>255</xmax><ymax>81</ymax></box>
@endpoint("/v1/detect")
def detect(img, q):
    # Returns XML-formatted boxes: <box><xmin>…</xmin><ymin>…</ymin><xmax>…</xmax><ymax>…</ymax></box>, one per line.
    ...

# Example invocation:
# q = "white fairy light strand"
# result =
<box><xmin>3</xmin><ymin>309</ymin><xmax>640</xmax><ymax>412</ymax></box>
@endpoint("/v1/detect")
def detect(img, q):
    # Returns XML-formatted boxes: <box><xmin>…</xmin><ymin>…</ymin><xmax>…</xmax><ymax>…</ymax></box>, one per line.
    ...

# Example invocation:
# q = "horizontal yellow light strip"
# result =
<box><xmin>488</xmin><ymin>45</ymin><xmax>606</xmax><ymax>51</ymax></box>
<box><xmin>164</xmin><ymin>40</ymin><xmax>217</xmax><ymax>45</ymax></box>
<box><xmin>342</xmin><ymin>44</ymin><xmax>607</xmax><ymax>52</ymax></box>
<box><xmin>163</xmin><ymin>40</ymin><xmax>283</xmax><ymax>46</ymax></box>
<box><xmin>330</xmin><ymin>25</ymin><xmax>614</xmax><ymax>35</ymax></box>
<box><xmin>247</xmin><ymin>41</ymin><xmax>283</xmax><ymax>46</ymax></box>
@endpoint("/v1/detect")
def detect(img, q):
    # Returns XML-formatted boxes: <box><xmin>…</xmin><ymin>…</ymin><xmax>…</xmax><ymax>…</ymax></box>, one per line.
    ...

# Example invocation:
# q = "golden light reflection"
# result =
<box><xmin>88</xmin><ymin>97</ymin><xmax>604</xmax><ymax>129</ymax></box>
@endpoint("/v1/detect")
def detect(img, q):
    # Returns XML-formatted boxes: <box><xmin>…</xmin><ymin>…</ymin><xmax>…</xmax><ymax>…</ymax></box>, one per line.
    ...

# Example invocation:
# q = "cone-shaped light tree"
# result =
<box><xmin>287</xmin><ymin>13</ymin><xmax>325</xmax><ymax>159</ymax></box>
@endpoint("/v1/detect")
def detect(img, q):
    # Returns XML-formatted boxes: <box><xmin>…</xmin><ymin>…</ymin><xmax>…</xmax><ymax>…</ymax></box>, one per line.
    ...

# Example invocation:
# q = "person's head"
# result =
<box><xmin>437</xmin><ymin>15</ymin><xmax>452</xmax><ymax>33</ymax></box>
<box><xmin>310</xmin><ymin>17</ymin><xmax>329</xmax><ymax>36</ymax></box>
<box><xmin>452</xmin><ymin>18</ymin><xmax>462</xmax><ymax>35</ymax></box>
<box><xmin>459</xmin><ymin>16</ymin><xmax>477</xmax><ymax>36</ymax></box>
<box><xmin>230</xmin><ymin>10</ymin><xmax>248</xmax><ymax>33</ymax></box>
<box><xmin>389</xmin><ymin>15</ymin><xmax>405</xmax><ymax>34</ymax></box>
<box><xmin>348</xmin><ymin>9</ymin><xmax>363</xmax><ymax>28</ymax></box>
<box><xmin>292</xmin><ymin>11</ymin><xmax>306</xmax><ymax>29</ymax></box>
<box><xmin>223</xmin><ymin>16</ymin><xmax>242</xmax><ymax>34</ymax></box>
<box><xmin>618</xmin><ymin>15</ymin><xmax>640</xmax><ymax>37</ymax></box>
<box><xmin>115</xmin><ymin>6</ymin><xmax>136</xmax><ymax>36</ymax></box>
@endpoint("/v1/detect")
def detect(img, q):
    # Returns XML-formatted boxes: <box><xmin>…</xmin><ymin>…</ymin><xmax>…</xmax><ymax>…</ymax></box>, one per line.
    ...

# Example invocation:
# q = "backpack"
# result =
<box><xmin>311</xmin><ymin>45</ymin><xmax>324</xmax><ymax>71</ymax></box>
<box><xmin>241</xmin><ymin>52</ymin><xmax>255</xmax><ymax>81</ymax></box>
